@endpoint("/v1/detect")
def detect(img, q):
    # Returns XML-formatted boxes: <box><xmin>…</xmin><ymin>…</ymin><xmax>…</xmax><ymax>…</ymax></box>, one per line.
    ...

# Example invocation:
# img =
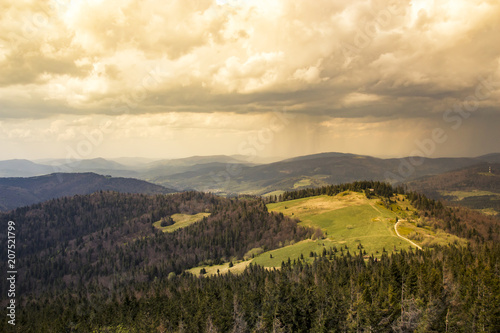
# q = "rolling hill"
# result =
<box><xmin>153</xmin><ymin>152</ymin><xmax>486</xmax><ymax>195</ymax></box>
<box><xmin>0</xmin><ymin>172</ymin><xmax>175</xmax><ymax>211</ymax></box>
<box><xmin>406</xmin><ymin>163</ymin><xmax>500</xmax><ymax>215</ymax></box>
<box><xmin>0</xmin><ymin>159</ymin><xmax>55</xmax><ymax>177</ymax></box>
<box><xmin>2</xmin><ymin>152</ymin><xmax>500</xmax><ymax>196</ymax></box>
<box><xmin>0</xmin><ymin>182</ymin><xmax>497</xmax><ymax>332</ymax></box>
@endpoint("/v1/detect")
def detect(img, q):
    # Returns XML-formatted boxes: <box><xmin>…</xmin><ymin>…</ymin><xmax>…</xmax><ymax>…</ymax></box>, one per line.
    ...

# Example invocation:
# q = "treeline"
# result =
<box><xmin>406</xmin><ymin>191</ymin><xmax>499</xmax><ymax>244</ymax></box>
<box><xmin>5</xmin><ymin>244</ymin><xmax>499</xmax><ymax>332</ymax></box>
<box><xmin>2</xmin><ymin>191</ymin><xmax>218</xmax><ymax>259</ymax></box>
<box><xmin>458</xmin><ymin>195</ymin><xmax>500</xmax><ymax>212</ymax></box>
<box><xmin>0</xmin><ymin>191</ymin><xmax>318</xmax><ymax>299</ymax></box>
<box><xmin>278</xmin><ymin>181</ymin><xmax>402</xmax><ymax>202</ymax></box>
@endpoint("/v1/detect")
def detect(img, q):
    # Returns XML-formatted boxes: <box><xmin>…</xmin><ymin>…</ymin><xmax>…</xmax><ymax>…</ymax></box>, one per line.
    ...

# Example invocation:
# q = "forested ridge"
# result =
<box><xmin>1</xmin><ymin>182</ymin><xmax>499</xmax><ymax>332</ymax></box>
<box><xmin>405</xmin><ymin>163</ymin><xmax>500</xmax><ymax>215</ymax></box>
<box><xmin>0</xmin><ymin>191</ymin><xmax>317</xmax><ymax>301</ymax></box>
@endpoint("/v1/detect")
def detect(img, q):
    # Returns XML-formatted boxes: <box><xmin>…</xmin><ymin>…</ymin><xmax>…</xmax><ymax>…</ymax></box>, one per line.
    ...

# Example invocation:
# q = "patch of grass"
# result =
<box><xmin>439</xmin><ymin>190</ymin><xmax>500</xmax><ymax>201</ymax></box>
<box><xmin>267</xmin><ymin>192</ymin><xmax>367</xmax><ymax>218</ymax></box>
<box><xmin>293</xmin><ymin>178</ymin><xmax>312</xmax><ymax>188</ymax></box>
<box><xmin>397</xmin><ymin>220</ymin><xmax>467</xmax><ymax>248</ymax></box>
<box><xmin>478</xmin><ymin>208</ymin><xmax>498</xmax><ymax>216</ymax></box>
<box><xmin>254</xmin><ymin>192</ymin><xmax>469</xmax><ymax>268</ymax></box>
<box><xmin>244</xmin><ymin>247</ymin><xmax>265</xmax><ymax>259</ymax></box>
<box><xmin>264</xmin><ymin>193</ymin><xmax>413</xmax><ymax>264</ymax></box>
<box><xmin>262</xmin><ymin>190</ymin><xmax>285</xmax><ymax>197</ymax></box>
<box><xmin>478</xmin><ymin>172</ymin><xmax>496</xmax><ymax>177</ymax></box>
<box><xmin>252</xmin><ymin>240</ymin><xmax>338</xmax><ymax>267</ymax></box>
<box><xmin>153</xmin><ymin>212</ymin><xmax>210</xmax><ymax>233</ymax></box>
<box><xmin>397</xmin><ymin>225</ymin><xmax>413</xmax><ymax>237</ymax></box>
<box><xmin>187</xmin><ymin>260</ymin><xmax>252</xmax><ymax>276</ymax></box>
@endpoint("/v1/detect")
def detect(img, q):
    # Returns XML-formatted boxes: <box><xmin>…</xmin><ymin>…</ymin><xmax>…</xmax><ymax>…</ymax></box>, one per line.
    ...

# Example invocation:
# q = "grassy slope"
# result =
<box><xmin>153</xmin><ymin>212</ymin><xmax>210</xmax><ymax>232</ymax></box>
<box><xmin>253</xmin><ymin>192</ymin><xmax>406</xmax><ymax>267</ymax></box>
<box><xmin>187</xmin><ymin>192</ymin><xmax>468</xmax><ymax>273</ymax></box>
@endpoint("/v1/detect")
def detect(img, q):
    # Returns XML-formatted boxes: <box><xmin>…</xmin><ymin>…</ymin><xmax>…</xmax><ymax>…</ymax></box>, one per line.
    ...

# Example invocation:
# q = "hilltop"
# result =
<box><xmin>2</xmin><ymin>153</ymin><xmax>500</xmax><ymax>195</ymax></box>
<box><xmin>406</xmin><ymin>163</ymin><xmax>500</xmax><ymax>215</ymax></box>
<box><xmin>0</xmin><ymin>173</ymin><xmax>175</xmax><ymax>211</ymax></box>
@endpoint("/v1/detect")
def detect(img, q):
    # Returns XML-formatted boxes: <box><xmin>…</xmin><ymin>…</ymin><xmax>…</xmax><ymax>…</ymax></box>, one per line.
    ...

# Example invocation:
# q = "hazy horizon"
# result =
<box><xmin>1</xmin><ymin>0</ymin><xmax>499</xmax><ymax>160</ymax></box>
<box><xmin>5</xmin><ymin>149</ymin><xmax>500</xmax><ymax>165</ymax></box>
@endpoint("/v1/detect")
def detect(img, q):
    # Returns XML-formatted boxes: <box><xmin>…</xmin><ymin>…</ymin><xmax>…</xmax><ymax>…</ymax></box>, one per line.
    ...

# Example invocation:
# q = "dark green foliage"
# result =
<box><xmin>281</xmin><ymin>181</ymin><xmax>401</xmax><ymax>201</ymax></box>
<box><xmin>0</xmin><ymin>191</ymin><xmax>317</xmax><ymax>301</ymax></box>
<box><xmin>160</xmin><ymin>216</ymin><xmax>175</xmax><ymax>227</ymax></box>
<box><xmin>2</xmin><ymin>245</ymin><xmax>498</xmax><ymax>332</ymax></box>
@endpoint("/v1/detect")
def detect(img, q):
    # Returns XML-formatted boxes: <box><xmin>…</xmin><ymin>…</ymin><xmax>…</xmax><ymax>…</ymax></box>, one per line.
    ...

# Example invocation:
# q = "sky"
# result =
<box><xmin>1</xmin><ymin>0</ymin><xmax>499</xmax><ymax>161</ymax></box>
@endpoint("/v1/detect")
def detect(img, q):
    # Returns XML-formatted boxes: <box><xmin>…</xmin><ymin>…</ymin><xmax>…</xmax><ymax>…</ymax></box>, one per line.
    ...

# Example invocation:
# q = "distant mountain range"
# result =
<box><xmin>1</xmin><ymin>152</ymin><xmax>499</xmax><ymax>207</ymax></box>
<box><xmin>143</xmin><ymin>152</ymin><xmax>500</xmax><ymax>195</ymax></box>
<box><xmin>0</xmin><ymin>173</ymin><xmax>174</xmax><ymax>211</ymax></box>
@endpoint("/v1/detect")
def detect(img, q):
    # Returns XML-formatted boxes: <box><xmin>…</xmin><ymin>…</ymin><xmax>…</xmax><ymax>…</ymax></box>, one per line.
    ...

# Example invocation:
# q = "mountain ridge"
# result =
<box><xmin>2</xmin><ymin>152</ymin><xmax>500</xmax><ymax>196</ymax></box>
<box><xmin>0</xmin><ymin>172</ymin><xmax>175</xmax><ymax>211</ymax></box>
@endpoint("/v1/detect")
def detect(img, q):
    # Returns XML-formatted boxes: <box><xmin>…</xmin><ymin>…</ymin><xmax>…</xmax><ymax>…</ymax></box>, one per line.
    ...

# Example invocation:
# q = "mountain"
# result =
<box><xmin>140</xmin><ymin>156</ymin><xmax>254</xmax><ymax>182</ymax></box>
<box><xmin>52</xmin><ymin>158</ymin><xmax>140</xmax><ymax>178</ymax></box>
<box><xmin>0</xmin><ymin>159</ymin><xmax>54</xmax><ymax>177</ymax></box>
<box><xmin>405</xmin><ymin>163</ymin><xmax>500</xmax><ymax>215</ymax></box>
<box><xmin>1</xmin><ymin>158</ymin><xmax>139</xmax><ymax>178</ymax></box>
<box><xmin>1</xmin><ymin>153</ymin><xmax>498</xmax><ymax>195</ymax></box>
<box><xmin>477</xmin><ymin>152</ymin><xmax>500</xmax><ymax>164</ymax></box>
<box><xmin>0</xmin><ymin>172</ymin><xmax>175</xmax><ymax>211</ymax></box>
<box><xmin>145</xmin><ymin>155</ymin><xmax>249</xmax><ymax>167</ymax></box>
<box><xmin>153</xmin><ymin>153</ymin><xmax>481</xmax><ymax>195</ymax></box>
<box><xmin>60</xmin><ymin>157</ymin><xmax>128</xmax><ymax>170</ymax></box>
<box><xmin>107</xmin><ymin>156</ymin><xmax>159</xmax><ymax>167</ymax></box>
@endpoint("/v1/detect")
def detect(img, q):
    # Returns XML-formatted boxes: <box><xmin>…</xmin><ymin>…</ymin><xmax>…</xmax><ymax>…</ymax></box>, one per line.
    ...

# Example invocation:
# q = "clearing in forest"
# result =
<box><xmin>153</xmin><ymin>212</ymin><xmax>210</xmax><ymax>233</ymax></box>
<box><xmin>254</xmin><ymin>192</ymin><xmax>410</xmax><ymax>267</ymax></box>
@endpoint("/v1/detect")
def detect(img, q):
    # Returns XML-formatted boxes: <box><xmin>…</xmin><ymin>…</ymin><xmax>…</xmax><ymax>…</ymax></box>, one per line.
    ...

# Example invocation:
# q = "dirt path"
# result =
<box><xmin>369</xmin><ymin>202</ymin><xmax>382</xmax><ymax>214</ymax></box>
<box><xmin>394</xmin><ymin>221</ymin><xmax>422</xmax><ymax>250</ymax></box>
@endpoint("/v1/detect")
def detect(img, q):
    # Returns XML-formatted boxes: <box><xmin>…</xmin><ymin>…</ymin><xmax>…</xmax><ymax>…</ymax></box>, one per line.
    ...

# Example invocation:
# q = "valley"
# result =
<box><xmin>2</xmin><ymin>152</ymin><xmax>500</xmax><ymax>213</ymax></box>
<box><xmin>0</xmin><ymin>158</ymin><xmax>498</xmax><ymax>332</ymax></box>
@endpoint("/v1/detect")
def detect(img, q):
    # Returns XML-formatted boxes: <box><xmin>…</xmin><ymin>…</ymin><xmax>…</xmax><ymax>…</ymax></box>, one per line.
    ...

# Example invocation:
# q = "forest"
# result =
<box><xmin>0</xmin><ymin>191</ymin><xmax>317</xmax><ymax>299</ymax></box>
<box><xmin>0</xmin><ymin>182</ymin><xmax>499</xmax><ymax>332</ymax></box>
<box><xmin>4</xmin><ymin>245</ymin><xmax>499</xmax><ymax>332</ymax></box>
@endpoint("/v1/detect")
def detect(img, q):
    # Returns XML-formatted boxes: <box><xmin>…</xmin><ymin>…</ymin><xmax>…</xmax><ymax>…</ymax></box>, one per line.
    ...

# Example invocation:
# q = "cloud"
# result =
<box><xmin>1</xmin><ymin>0</ymin><xmax>499</xmax><ymax>120</ymax></box>
<box><xmin>0</xmin><ymin>0</ymin><xmax>499</xmax><ymax>159</ymax></box>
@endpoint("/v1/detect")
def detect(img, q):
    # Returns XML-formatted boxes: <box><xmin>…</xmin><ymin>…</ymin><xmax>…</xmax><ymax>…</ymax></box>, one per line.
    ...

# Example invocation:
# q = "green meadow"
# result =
<box><xmin>254</xmin><ymin>192</ymin><xmax>412</xmax><ymax>267</ymax></box>
<box><xmin>188</xmin><ymin>191</ymin><xmax>468</xmax><ymax>271</ymax></box>
<box><xmin>153</xmin><ymin>212</ymin><xmax>210</xmax><ymax>232</ymax></box>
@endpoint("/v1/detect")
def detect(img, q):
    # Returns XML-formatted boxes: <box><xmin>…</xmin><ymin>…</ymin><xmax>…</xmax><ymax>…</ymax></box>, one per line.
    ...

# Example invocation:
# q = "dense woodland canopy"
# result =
<box><xmin>0</xmin><ymin>182</ymin><xmax>499</xmax><ymax>332</ymax></box>
<box><xmin>4</xmin><ymin>245</ymin><xmax>499</xmax><ymax>332</ymax></box>
<box><xmin>0</xmin><ymin>191</ymin><xmax>317</xmax><ymax>299</ymax></box>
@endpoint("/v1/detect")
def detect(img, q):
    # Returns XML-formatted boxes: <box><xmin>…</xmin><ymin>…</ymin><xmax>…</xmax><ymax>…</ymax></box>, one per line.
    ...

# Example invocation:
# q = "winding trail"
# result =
<box><xmin>395</xmin><ymin>221</ymin><xmax>422</xmax><ymax>250</ymax></box>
